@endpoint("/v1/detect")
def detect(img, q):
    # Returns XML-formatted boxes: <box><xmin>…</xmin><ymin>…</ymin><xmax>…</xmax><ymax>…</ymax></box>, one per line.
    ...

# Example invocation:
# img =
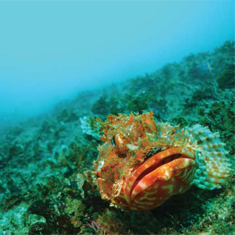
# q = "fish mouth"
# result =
<box><xmin>123</xmin><ymin>147</ymin><xmax>196</xmax><ymax>200</ymax></box>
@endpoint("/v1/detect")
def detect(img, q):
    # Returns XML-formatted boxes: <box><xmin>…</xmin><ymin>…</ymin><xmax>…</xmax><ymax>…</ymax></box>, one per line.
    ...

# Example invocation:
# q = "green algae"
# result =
<box><xmin>0</xmin><ymin>41</ymin><xmax>234</xmax><ymax>235</ymax></box>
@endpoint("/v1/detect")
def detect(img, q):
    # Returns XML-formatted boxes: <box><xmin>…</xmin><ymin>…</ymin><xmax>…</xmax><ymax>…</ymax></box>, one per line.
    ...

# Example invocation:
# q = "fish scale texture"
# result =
<box><xmin>188</xmin><ymin>124</ymin><xmax>234</xmax><ymax>189</ymax></box>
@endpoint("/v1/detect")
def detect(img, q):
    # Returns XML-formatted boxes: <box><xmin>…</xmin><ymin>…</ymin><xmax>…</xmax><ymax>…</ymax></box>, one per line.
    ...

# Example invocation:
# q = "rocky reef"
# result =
<box><xmin>0</xmin><ymin>41</ymin><xmax>234</xmax><ymax>234</ymax></box>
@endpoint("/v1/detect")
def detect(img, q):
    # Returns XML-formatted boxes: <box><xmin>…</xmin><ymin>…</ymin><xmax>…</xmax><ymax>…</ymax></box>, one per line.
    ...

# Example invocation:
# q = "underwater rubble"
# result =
<box><xmin>0</xmin><ymin>41</ymin><xmax>234</xmax><ymax>235</ymax></box>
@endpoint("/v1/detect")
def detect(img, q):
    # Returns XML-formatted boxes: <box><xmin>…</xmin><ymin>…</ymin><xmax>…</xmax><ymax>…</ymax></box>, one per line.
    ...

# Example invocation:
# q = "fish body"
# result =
<box><xmin>207</xmin><ymin>62</ymin><xmax>213</xmax><ymax>77</ymax></box>
<box><xmin>87</xmin><ymin>111</ymin><xmax>233</xmax><ymax>211</ymax></box>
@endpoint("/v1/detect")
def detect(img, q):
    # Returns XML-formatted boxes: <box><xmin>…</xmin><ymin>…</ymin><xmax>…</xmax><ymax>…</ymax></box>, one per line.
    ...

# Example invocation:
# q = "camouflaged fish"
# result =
<box><xmin>81</xmin><ymin>111</ymin><xmax>234</xmax><ymax>211</ymax></box>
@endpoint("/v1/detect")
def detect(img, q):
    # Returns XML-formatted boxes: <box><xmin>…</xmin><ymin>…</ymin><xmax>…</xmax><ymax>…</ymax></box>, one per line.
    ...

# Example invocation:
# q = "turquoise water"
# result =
<box><xmin>0</xmin><ymin>2</ymin><xmax>234</xmax><ymax>234</ymax></box>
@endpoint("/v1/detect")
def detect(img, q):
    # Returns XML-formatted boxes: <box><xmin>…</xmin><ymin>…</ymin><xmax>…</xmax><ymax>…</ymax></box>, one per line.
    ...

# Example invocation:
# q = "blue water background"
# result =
<box><xmin>0</xmin><ymin>1</ymin><xmax>234</xmax><ymax>130</ymax></box>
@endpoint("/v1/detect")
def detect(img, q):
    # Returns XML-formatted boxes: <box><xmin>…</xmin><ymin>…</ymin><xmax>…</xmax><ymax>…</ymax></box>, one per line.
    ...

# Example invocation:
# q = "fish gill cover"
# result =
<box><xmin>0</xmin><ymin>41</ymin><xmax>234</xmax><ymax>234</ymax></box>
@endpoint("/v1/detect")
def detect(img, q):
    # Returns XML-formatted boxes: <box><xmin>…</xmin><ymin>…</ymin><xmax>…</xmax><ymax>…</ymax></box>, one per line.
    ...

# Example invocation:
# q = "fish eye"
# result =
<box><xmin>111</xmin><ymin>136</ymin><xmax>116</xmax><ymax>146</ymax></box>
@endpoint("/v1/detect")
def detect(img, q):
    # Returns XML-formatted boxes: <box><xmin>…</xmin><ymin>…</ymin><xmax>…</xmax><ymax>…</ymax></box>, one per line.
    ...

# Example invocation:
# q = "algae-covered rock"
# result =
<box><xmin>0</xmin><ymin>41</ymin><xmax>234</xmax><ymax>235</ymax></box>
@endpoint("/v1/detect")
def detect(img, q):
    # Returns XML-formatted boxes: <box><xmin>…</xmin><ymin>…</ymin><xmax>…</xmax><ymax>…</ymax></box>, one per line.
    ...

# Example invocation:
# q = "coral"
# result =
<box><xmin>0</xmin><ymin>41</ymin><xmax>234</xmax><ymax>234</ymax></box>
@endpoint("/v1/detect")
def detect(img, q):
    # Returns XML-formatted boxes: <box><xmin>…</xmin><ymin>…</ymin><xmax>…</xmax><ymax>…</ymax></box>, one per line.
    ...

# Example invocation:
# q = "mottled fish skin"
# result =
<box><xmin>90</xmin><ymin>111</ymin><xmax>234</xmax><ymax>211</ymax></box>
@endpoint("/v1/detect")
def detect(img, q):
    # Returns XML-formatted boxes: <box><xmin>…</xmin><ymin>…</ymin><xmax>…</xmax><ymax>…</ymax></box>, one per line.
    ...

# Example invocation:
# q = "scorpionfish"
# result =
<box><xmin>82</xmin><ymin>111</ymin><xmax>234</xmax><ymax>211</ymax></box>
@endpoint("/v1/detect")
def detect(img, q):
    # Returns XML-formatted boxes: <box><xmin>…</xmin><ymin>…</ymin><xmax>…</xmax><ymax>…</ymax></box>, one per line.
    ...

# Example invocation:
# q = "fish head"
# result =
<box><xmin>93</xmin><ymin>111</ymin><xmax>197</xmax><ymax>211</ymax></box>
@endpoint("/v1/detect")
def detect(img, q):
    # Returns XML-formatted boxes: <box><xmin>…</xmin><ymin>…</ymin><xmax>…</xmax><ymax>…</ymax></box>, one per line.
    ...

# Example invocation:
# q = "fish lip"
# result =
<box><xmin>123</xmin><ymin>147</ymin><xmax>196</xmax><ymax>200</ymax></box>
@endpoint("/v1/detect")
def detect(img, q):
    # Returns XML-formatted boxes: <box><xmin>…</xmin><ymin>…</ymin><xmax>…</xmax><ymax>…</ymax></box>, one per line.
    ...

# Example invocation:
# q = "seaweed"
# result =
<box><xmin>0</xmin><ymin>41</ymin><xmax>234</xmax><ymax>235</ymax></box>
<box><xmin>217</xmin><ymin>63</ymin><xmax>235</xmax><ymax>90</ymax></box>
